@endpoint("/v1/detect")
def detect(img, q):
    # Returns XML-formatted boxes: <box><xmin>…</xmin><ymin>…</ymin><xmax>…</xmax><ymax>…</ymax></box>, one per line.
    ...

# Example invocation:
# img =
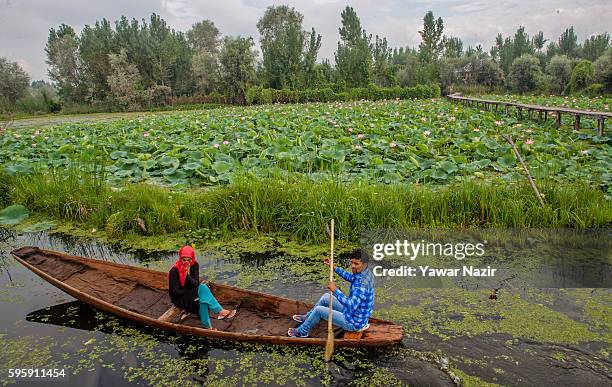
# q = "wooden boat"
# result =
<box><xmin>11</xmin><ymin>246</ymin><xmax>404</xmax><ymax>347</ymax></box>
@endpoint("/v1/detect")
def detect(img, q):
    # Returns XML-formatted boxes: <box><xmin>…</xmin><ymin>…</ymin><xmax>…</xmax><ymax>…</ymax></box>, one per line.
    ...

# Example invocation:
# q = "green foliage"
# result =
<box><xmin>3</xmin><ymin>96</ymin><xmax>610</xmax><ymax>195</ymax></box>
<box><xmin>442</xmin><ymin>36</ymin><xmax>463</xmax><ymax>58</ymax></box>
<box><xmin>257</xmin><ymin>6</ymin><xmax>321</xmax><ymax>90</ymax></box>
<box><xmin>595</xmin><ymin>49</ymin><xmax>612</xmax><ymax>93</ymax></box>
<box><xmin>558</xmin><ymin>27</ymin><xmax>579</xmax><ymax>57</ymax></box>
<box><xmin>491</xmin><ymin>27</ymin><xmax>535</xmax><ymax>76</ymax></box>
<box><xmin>0</xmin><ymin>204</ymin><xmax>29</xmax><ymax>225</ymax></box>
<box><xmin>581</xmin><ymin>83</ymin><xmax>604</xmax><ymax>97</ymax></box>
<box><xmin>509</xmin><ymin>54</ymin><xmax>543</xmax><ymax>93</ymax></box>
<box><xmin>439</xmin><ymin>57</ymin><xmax>502</xmax><ymax>93</ymax></box>
<box><xmin>335</xmin><ymin>6</ymin><xmax>372</xmax><ymax>88</ymax></box>
<box><xmin>418</xmin><ymin>11</ymin><xmax>444</xmax><ymax>63</ymax></box>
<box><xmin>568</xmin><ymin>60</ymin><xmax>595</xmax><ymax>93</ymax></box>
<box><xmin>0</xmin><ymin>57</ymin><xmax>30</xmax><ymax>103</ymax></box>
<box><xmin>218</xmin><ymin>36</ymin><xmax>256</xmax><ymax>105</ymax></box>
<box><xmin>372</xmin><ymin>35</ymin><xmax>396</xmax><ymax>87</ymax></box>
<box><xmin>546</xmin><ymin>55</ymin><xmax>572</xmax><ymax>94</ymax></box>
<box><xmin>78</xmin><ymin>19</ymin><xmax>115</xmax><ymax>102</ymax></box>
<box><xmin>107</xmin><ymin>49</ymin><xmax>142</xmax><ymax>111</ymax></box>
<box><xmin>3</xmin><ymin>172</ymin><xmax>610</xmax><ymax>243</ymax></box>
<box><xmin>582</xmin><ymin>33</ymin><xmax>610</xmax><ymax>62</ymax></box>
<box><xmin>186</xmin><ymin>19</ymin><xmax>220</xmax><ymax>53</ymax></box>
<box><xmin>246</xmin><ymin>84</ymin><xmax>439</xmax><ymax>104</ymax></box>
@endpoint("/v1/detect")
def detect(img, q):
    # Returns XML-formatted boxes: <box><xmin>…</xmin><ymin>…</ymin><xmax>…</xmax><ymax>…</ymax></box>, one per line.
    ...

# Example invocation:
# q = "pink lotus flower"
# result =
<box><xmin>355</xmin><ymin>145</ymin><xmax>363</xmax><ymax>150</ymax></box>
<box><xmin>223</xmin><ymin>140</ymin><xmax>229</xmax><ymax>145</ymax></box>
<box><xmin>44</xmin><ymin>136</ymin><xmax>49</xmax><ymax>140</ymax></box>
<box><xmin>34</xmin><ymin>130</ymin><xmax>40</xmax><ymax>136</ymax></box>
<box><xmin>495</xmin><ymin>120</ymin><xmax>503</xmax><ymax>126</ymax></box>
<box><xmin>473</xmin><ymin>128</ymin><xmax>480</xmax><ymax>132</ymax></box>
<box><xmin>423</xmin><ymin>131</ymin><xmax>431</xmax><ymax>136</ymax></box>
<box><xmin>580</xmin><ymin>150</ymin><xmax>589</xmax><ymax>155</ymax></box>
<box><xmin>389</xmin><ymin>141</ymin><xmax>397</xmax><ymax>148</ymax></box>
<box><xmin>525</xmin><ymin>139</ymin><xmax>534</xmax><ymax>145</ymax></box>
<box><xmin>143</xmin><ymin>132</ymin><xmax>150</xmax><ymax>137</ymax></box>
<box><xmin>347</xmin><ymin>128</ymin><xmax>353</xmax><ymax>133</ymax></box>
<box><xmin>357</xmin><ymin>133</ymin><xmax>365</xmax><ymax>139</ymax></box>
<box><xmin>395</xmin><ymin>112</ymin><xmax>400</xmax><ymax>116</ymax></box>
<box><xmin>213</xmin><ymin>143</ymin><xmax>220</xmax><ymax>148</ymax></box>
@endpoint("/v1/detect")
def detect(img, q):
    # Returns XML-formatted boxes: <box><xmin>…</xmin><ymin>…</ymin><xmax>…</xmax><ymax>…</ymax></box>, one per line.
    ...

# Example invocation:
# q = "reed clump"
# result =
<box><xmin>2</xmin><ymin>170</ymin><xmax>610</xmax><ymax>243</ymax></box>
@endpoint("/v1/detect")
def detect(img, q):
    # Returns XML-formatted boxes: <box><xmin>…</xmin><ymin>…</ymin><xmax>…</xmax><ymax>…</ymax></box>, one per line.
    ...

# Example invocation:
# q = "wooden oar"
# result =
<box><xmin>324</xmin><ymin>219</ymin><xmax>335</xmax><ymax>362</ymax></box>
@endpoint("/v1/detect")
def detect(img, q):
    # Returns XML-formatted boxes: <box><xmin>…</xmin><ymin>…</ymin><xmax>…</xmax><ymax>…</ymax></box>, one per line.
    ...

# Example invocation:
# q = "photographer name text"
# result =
<box><xmin>373</xmin><ymin>265</ymin><xmax>497</xmax><ymax>277</ymax></box>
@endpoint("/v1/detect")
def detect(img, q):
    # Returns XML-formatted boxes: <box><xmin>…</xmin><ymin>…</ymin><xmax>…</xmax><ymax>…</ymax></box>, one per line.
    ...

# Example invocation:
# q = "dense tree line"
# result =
<box><xmin>1</xmin><ymin>6</ymin><xmax>612</xmax><ymax>115</ymax></box>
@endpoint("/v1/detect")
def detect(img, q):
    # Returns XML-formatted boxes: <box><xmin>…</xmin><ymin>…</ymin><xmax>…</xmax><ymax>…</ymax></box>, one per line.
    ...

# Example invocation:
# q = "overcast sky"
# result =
<box><xmin>1</xmin><ymin>0</ymin><xmax>611</xmax><ymax>81</ymax></box>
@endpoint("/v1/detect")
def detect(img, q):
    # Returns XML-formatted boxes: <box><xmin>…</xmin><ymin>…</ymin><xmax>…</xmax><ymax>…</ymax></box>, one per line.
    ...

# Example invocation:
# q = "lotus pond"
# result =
<box><xmin>1</xmin><ymin>99</ymin><xmax>610</xmax><ymax>194</ymax></box>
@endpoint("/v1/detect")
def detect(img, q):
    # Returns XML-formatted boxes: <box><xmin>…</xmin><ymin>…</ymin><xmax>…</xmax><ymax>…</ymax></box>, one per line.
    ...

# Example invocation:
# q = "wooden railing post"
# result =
<box><xmin>556</xmin><ymin>111</ymin><xmax>562</xmax><ymax>128</ymax></box>
<box><xmin>574</xmin><ymin>115</ymin><xmax>580</xmax><ymax>130</ymax></box>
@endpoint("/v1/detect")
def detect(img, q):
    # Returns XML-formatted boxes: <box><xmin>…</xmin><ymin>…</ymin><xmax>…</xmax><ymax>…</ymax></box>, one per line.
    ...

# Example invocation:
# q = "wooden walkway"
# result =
<box><xmin>446</xmin><ymin>93</ymin><xmax>611</xmax><ymax>136</ymax></box>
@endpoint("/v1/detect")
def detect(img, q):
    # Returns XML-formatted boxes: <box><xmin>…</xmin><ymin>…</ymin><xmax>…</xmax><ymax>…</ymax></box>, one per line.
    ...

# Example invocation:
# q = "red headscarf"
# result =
<box><xmin>171</xmin><ymin>245</ymin><xmax>197</xmax><ymax>287</ymax></box>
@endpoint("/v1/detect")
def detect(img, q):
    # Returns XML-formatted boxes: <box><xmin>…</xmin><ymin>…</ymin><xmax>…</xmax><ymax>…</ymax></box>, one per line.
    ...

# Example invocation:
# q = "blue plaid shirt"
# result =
<box><xmin>333</xmin><ymin>265</ymin><xmax>375</xmax><ymax>330</ymax></box>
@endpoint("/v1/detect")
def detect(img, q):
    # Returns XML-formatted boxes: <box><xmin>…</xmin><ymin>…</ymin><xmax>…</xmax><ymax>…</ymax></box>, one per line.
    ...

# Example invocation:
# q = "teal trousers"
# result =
<box><xmin>198</xmin><ymin>283</ymin><xmax>223</xmax><ymax>328</ymax></box>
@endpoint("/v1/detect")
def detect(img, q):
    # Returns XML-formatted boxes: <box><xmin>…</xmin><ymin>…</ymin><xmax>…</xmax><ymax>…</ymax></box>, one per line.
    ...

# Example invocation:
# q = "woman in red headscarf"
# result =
<box><xmin>169</xmin><ymin>246</ymin><xmax>236</xmax><ymax>328</ymax></box>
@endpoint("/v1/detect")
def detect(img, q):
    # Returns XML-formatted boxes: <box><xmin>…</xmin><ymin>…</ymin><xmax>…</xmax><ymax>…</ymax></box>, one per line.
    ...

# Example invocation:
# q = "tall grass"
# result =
<box><xmin>1</xmin><ymin>170</ymin><xmax>610</xmax><ymax>243</ymax></box>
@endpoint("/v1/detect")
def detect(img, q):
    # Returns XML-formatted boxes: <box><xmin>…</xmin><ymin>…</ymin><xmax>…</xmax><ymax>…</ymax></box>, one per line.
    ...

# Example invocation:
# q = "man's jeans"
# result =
<box><xmin>297</xmin><ymin>293</ymin><xmax>356</xmax><ymax>336</ymax></box>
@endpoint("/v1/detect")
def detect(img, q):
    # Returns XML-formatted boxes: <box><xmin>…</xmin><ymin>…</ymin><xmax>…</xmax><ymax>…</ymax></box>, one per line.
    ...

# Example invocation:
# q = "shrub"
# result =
<box><xmin>581</xmin><ymin>83</ymin><xmax>604</xmax><ymax>97</ymax></box>
<box><xmin>245</xmin><ymin>84</ymin><xmax>440</xmax><ymax>105</ymax></box>
<box><xmin>508</xmin><ymin>55</ymin><xmax>543</xmax><ymax>93</ymax></box>
<box><xmin>567</xmin><ymin>60</ymin><xmax>595</xmax><ymax>93</ymax></box>
<box><xmin>594</xmin><ymin>49</ymin><xmax>612</xmax><ymax>93</ymax></box>
<box><xmin>546</xmin><ymin>55</ymin><xmax>572</xmax><ymax>94</ymax></box>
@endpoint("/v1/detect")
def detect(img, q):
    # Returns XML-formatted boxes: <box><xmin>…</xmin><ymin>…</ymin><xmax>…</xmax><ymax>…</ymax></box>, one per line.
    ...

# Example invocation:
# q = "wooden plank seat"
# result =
<box><xmin>158</xmin><ymin>305</ymin><xmax>181</xmax><ymax>322</ymax></box>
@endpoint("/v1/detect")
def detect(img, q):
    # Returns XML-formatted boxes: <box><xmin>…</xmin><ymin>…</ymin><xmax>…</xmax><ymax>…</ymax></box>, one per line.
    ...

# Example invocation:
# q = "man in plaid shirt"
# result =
<box><xmin>288</xmin><ymin>249</ymin><xmax>374</xmax><ymax>338</ymax></box>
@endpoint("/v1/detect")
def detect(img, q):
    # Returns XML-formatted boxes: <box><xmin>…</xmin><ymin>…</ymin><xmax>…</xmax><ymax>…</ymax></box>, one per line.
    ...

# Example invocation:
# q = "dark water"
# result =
<box><xmin>2</xmin><ymin>229</ymin><xmax>611</xmax><ymax>386</ymax></box>
<box><xmin>0</xmin><ymin>229</ymin><xmax>453</xmax><ymax>386</ymax></box>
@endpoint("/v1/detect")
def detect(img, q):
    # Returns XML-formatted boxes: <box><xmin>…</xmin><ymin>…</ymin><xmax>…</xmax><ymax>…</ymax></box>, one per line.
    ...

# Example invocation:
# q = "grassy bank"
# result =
<box><xmin>1</xmin><ymin>170</ymin><xmax>610</xmax><ymax>245</ymax></box>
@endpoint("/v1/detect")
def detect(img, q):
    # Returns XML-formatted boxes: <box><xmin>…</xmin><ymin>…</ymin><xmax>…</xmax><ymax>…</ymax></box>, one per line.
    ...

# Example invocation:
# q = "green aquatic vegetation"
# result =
<box><xmin>479</xmin><ymin>94</ymin><xmax>611</xmax><ymax>113</ymax></box>
<box><xmin>375</xmin><ymin>288</ymin><xmax>611</xmax><ymax>345</ymax></box>
<box><xmin>4</xmin><ymin>172</ymin><xmax>611</xmax><ymax>246</ymax></box>
<box><xmin>351</xmin><ymin>367</ymin><xmax>403</xmax><ymax>387</ymax></box>
<box><xmin>1</xmin><ymin>99</ymin><xmax>610</xmax><ymax>189</ymax></box>
<box><xmin>450</xmin><ymin>368</ymin><xmax>501</xmax><ymax>387</ymax></box>
<box><xmin>0</xmin><ymin>205</ymin><xmax>29</xmax><ymax>225</ymax></box>
<box><xmin>0</xmin><ymin>334</ymin><xmax>61</xmax><ymax>372</ymax></box>
<box><xmin>584</xmin><ymin>296</ymin><xmax>612</xmax><ymax>333</ymax></box>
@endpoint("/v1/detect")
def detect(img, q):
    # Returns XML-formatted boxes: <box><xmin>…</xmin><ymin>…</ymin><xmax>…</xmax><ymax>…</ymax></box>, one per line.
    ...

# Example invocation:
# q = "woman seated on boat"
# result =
<box><xmin>288</xmin><ymin>249</ymin><xmax>374</xmax><ymax>338</ymax></box>
<box><xmin>169</xmin><ymin>245</ymin><xmax>236</xmax><ymax>328</ymax></box>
